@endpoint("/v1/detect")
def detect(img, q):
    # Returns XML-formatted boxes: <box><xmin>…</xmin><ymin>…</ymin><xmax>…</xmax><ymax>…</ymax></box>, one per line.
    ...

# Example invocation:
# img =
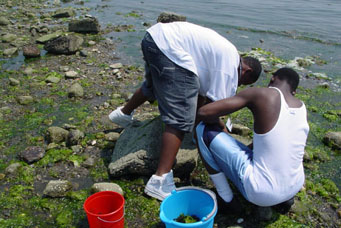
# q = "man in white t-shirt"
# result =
<box><xmin>196</xmin><ymin>68</ymin><xmax>309</xmax><ymax>213</ymax></box>
<box><xmin>108</xmin><ymin>22</ymin><xmax>262</xmax><ymax>201</ymax></box>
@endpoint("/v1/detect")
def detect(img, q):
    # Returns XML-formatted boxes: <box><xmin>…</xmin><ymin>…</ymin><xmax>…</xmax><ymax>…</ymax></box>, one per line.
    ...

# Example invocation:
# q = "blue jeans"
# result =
<box><xmin>196</xmin><ymin>122</ymin><xmax>253</xmax><ymax>199</ymax></box>
<box><xmin>140</xmin><ymin>32</ymin><xmax>200</xmax><ymax>132</ymax></box>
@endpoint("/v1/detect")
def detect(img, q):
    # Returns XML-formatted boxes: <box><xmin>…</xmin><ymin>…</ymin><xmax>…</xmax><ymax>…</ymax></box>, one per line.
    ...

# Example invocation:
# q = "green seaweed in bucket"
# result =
<box><xmin>175</xmin><ymin>213</ymin><xmax>200</xmax><ymax>223</ymax></box>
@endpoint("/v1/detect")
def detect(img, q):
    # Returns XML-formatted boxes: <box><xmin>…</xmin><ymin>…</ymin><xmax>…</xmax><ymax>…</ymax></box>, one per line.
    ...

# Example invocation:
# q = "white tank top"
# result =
<box><xmin>243</xmin><ymin>87</ymin><xmax>309</xmax><ymax>206</ymax></box>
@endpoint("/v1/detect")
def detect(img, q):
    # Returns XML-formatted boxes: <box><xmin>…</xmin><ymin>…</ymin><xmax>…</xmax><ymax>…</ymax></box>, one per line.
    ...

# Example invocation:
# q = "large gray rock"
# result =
<box><xmin>323</xmin><ymin>131</ymin><xmax>341</xmax><ymax>152</ymax></box>
<box><xmin>108</xmin><ymin>117</ymin><xmax>198</xmax><ymax>178</ymax></box>
<box><xmin>44</xmin><ymin>35</ymin><xmax>84</xmax><ymax>54</ymax></box>
<box><xmin>43</xmin><ymin>180</ymin><xmax>72</xmax><ymax>197</ymax></box>
<box><xmin>46</xmin><ymin>126</ymin><xmax>69</xmax><ymax>143</ymax></box>
<box><xmin>68</xmin><ymin>18</ymin><xmax>100</xmax><ymax>34</ymax></box>
<box><xmin>157</xmin><ymin>12</ymin><xmax>186</xmax><ymax>23</ymax></box>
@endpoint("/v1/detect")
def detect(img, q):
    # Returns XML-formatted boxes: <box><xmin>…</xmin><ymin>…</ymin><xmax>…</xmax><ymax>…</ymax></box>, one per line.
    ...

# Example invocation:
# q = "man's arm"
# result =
<box><xmin>197</xmin><ymin>88</ymin><xmax>257</xmax><ymax>124</ymax></box>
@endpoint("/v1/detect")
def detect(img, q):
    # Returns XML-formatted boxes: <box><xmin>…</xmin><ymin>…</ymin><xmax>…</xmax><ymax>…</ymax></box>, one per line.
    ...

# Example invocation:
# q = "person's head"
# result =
<box><xmin>269</xmin><ymin>67</ymin><xmax>300</xmax><ymax>94</ymax></box>
<box><xmin>238</xmin><ymin>56</ymin><xmax>262</xmax><ymax>86</ymax></box>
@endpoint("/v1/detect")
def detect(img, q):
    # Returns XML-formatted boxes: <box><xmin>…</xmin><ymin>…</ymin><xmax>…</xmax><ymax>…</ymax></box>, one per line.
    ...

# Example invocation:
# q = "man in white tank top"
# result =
<box><xmin>196</xmin><ymin>68</ymin><xmax>309</xmax><ymax>213</ymax></box>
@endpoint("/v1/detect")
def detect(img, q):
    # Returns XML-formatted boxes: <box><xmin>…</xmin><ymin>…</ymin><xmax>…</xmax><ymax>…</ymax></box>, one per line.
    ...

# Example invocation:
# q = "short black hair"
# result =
<box><xmin>243</xmin><ymin>56</ymin><xmax>262</xmax><ymax>83</ymax></box>
<box><xmin>273</xmin><ymin>67</ymin><xmax>299</xmax><ymax>91</ymax></box>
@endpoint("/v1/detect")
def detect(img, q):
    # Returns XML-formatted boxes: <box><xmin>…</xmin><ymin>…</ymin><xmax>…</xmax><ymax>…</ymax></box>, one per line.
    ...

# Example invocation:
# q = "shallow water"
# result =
<box><xmin>74</xmin><ymin>0</ymin><xmax>341</xmax><ymax>84</ymax></box>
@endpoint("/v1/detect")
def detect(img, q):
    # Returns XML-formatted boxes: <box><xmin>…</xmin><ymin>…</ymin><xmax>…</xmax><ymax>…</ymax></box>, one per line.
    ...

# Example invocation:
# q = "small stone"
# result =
<box><xmin>91</xmin><ymin>182</ymin><xmax>124</xmax><ymax>195</ymax></box>
<box><xmin>82</xmin><ymin>156</ymin><xmax>96</xmax><ymax>168</ymax></box>
<box><xmin>46</xmin><ymin>76</ymin><xmax>60</xmax><ymax>83</ymax></box>
<box><xmin>323</xmin><ymin>131</ymin><xmax>341</xmax><ymax>151</ymax></box>
<box><xmin>20</xmin><ymin>146</ymin><xmax>45</xmax><ymax>164</ymax></box>
<box><xmin>0</xmin><ymin>16</ymin><xmax>10</xmax><ymax>26</ymax></box>
<box><xmin>3</xmin><ymin>47</ymin><xmax>18</xmax><ymax>56</ymax></box>
<box><xmin>22</xmin><ymin>45</ymin><xmax>41</xmax><ymax>58</ymax></box>
<box><xmin>24</xmin><ymin>67</ymin><xmax>34</xmax><ymax>75</ymax></box>
<box><xmin>79</xmin><ymin>50</ymin><xmax>88</xmax><ymax>57</ymax></box>
<box><xmin>17</xmin><ymin>96</ymin><xmax>34</xmax><ymax>105</ymax></box>
<box><xmin>2</xmin><ymin>34</ymin><xmax>16</xmax><ymax>43</ymax></box>
<box><xmin>68</xmin><ymin>83</ymin><xmax>84</xmax><ymax>98</ymax></box>
<box><xmin>113</xmin><ymin>69</ymin><xmax>120</xmax><ymax>74</ymax></box>
<box><xmin>43</xmin><ymin>180</ymin><xmax>73</xmax><ymax>197</ymax></box>
<box><xmin>9</xmin><ymin>78</ymin><xmax>20</xmax><ymax>86</ymax></box>
<box><xmin>232</xmin><ymin>124</ymin><xmax>251</xmax><ymax>137</ymax></box>
<box><xmin>5</xmin><ymin>163</ymin><xmax>22</xmax><ymax>175</ymax></box>
<box><xmin>46</xmin><ymin>126</ymin><xmax>69</xmax><ymax>143</ymax></box>
<box><xmin>104</xmin><ymin>132</ymin><xmax>120</xmax><ymax>142</ymax></box>
<box><xmin>0</xmin><ymin>173</ymin><xmax>5</xmax><ymax>180</ymax></box>
<box><xmin>237</xmin><ymin>218</ymin><xmax>244</xmax><ymax>224</ymax></box>
<box><xmin>67</xmin><ymin>129</ymin><xmax>85</xmax><ymax>146</ymax></box>
<box><xmin>88</xmin><ymin>40</ymin><xmax>96</xmax><ymax>46</ymax></box>
<box><xmin>71</xmin><ymin>145</ymin><xmax>82</xmax><ymax>154</ymax></box>
<box><xmin>65</xmin><ymin>71</ymin><xmax>79</xmax><ymax>79</ymax></box>
<box><xmin>109</xmin><ymin>63</ymin><xmax>123</xmax><ymax>69</ymax></box>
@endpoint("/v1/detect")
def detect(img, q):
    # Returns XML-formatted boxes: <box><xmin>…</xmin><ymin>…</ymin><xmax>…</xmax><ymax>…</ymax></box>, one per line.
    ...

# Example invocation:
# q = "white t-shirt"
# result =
<box><xmin>243</xmin><ymin>87</ymin><xmax>309</xmax><ymax>206</ymax></box>
<box><xmin>147</xmin><ymin>22</ymin><xmax>240</xmax><ymax>101</ymax></box>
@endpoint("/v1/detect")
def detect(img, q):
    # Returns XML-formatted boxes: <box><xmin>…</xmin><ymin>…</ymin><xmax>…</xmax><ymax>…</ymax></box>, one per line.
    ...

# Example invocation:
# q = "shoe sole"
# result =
<box><xmin>144</xmin><ymin>187</ymin><xmax>167</xmax><ymax>201</ymax></box>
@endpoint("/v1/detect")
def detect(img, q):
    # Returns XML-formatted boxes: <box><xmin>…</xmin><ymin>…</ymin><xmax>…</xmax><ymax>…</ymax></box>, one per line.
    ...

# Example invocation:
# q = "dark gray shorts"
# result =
<box><xmin>141</xmin><ymin>32</ymin><xmax>200</xmax><ymax>132</ymax></box>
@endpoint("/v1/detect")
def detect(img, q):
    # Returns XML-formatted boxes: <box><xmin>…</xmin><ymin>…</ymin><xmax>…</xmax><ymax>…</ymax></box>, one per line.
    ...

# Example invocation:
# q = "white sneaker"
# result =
<box><xmin>144</xmin><ymin>170</ymin><xmax>176</xmax><ymax>201</ymax></box>
<box><xmin>108</xmin><ymin>106</ymin><xmax>134</xmax><ymax>127</ymax></box>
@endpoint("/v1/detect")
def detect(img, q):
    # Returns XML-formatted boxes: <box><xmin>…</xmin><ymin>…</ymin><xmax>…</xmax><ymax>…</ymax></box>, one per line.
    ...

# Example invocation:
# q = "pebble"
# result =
<box><xmin>237</xmin><ymin>218</ymin><xmax>244</xmax><ymax>224</ymax></box>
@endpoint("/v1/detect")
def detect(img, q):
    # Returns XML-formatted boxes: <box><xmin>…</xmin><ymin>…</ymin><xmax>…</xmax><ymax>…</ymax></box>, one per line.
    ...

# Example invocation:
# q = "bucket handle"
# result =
<box><xmin>97</xmin><ymin>208</ymin><xmax>125</xmax><ymax>223</ymax></box>
<box><xmin>174</xmin><ymin>187</ymin><xmax>217</xmax><ymax>222</ymax></box>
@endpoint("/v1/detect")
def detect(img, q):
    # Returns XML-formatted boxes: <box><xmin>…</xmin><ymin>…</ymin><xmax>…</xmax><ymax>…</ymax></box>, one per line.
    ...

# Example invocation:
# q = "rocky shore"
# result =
<box><xmin>0</xmin><ymin>1</ymin><xmax>340</xmax><ymax>227</ymax></box>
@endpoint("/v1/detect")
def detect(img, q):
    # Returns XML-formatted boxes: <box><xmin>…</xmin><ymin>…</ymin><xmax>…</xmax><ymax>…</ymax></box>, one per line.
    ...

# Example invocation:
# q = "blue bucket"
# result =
<box><xmin>160</xmin><ymin>187</ymin><xmax>217</xmax><ymax>228</ymax></box>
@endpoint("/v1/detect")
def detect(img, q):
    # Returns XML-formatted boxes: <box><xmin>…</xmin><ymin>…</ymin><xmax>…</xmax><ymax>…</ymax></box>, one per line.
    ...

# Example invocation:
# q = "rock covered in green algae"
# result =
<box><xmin>323</xmin><ymin>131</ymin><xmax>341</xmax><ymax>151</ymax></box>
<box><xmin>68</xmin><ymin>82</ymin><xmax>84</xmax><ymax>98</ymax></box>
<box><xmin>43</xmin><ymin>180</ymin><xmax>73</xmax><ymax>197</ymax></box>
<box><xmin>46</xmin><ymin>126</ymin><xmax>69</xmax><ymax>143</ymax></box>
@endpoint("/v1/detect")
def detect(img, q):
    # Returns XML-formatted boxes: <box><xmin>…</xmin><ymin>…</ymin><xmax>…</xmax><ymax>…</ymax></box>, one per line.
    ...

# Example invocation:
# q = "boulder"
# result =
<box><xmin>44</xmin><ymin>35</ymin><xmax>84</xmax><ymax>55</ymax></box>
<box><xmin>323</xmin><ymin>132</ymin><xmax>341</xmax><ymax>151</ymax></box>
<box><xmin>43</xmin><ymin>180</ymin><xmax>73</xmax><ymax>197</ymax></box>
<box><xmin>108</xmin><ymin>117</ymin><xmax>198</xmax><ymax>178</ymax></box>
<box><xmin>157</xmin><ymin>12</ymin><xmax>186</xmax><ymax>23</ymax></box>
<box><xmin>91</xmin><ymin>182</ymin><xmax>123</xmax><ymax>195</ymax></box>
<box><xmin>68</xmin><ymin>18</ymin><xmax>100</xmax><ymax>34</ymax></box>
<box><xmin>52</xmin><ymin>8</ymin><xmax>76</xmax><ymax>18</ymax></box>
<box><xmin>68</xmin><ymin>83</ymin><xmax>84</xmax><ymax>98</ymax></box>
<box><xmin>20</xmin><ymin>146</ymin><xmax>45</xmax><ymax>164</ymax></box>
<box><xmin>46</xmin><ymin>126</ymin><xmax>69</xmax><ymax>143</ymax></box>
<box><xmin>22</xmin><ymin>45</ymin><xmax>41</xmax><ymax>58</ymax></box>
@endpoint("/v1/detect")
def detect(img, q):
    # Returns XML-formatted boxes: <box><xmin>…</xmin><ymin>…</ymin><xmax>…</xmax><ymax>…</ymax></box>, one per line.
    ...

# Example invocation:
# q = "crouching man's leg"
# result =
<box><xmin>196</xmin><ymin>122</ymin><xmax>253</xmax><ymax>213</ymax></box>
